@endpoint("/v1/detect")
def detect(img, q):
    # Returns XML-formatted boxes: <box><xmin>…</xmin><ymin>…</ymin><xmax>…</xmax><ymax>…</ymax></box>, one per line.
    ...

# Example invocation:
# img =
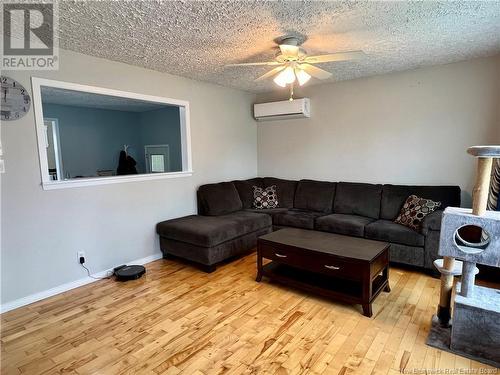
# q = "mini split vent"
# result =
<box><xmin>253</xmin><ymin>98</ymin><xmax>311</xmax><ymax>121</ymax></box>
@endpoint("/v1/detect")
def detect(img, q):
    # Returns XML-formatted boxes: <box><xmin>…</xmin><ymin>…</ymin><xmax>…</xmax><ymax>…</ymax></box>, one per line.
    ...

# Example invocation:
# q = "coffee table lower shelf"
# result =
<box><xmin>259</xmin><ymin>262</ymin><xmax>388</xmax><ymax>316</ymax></box>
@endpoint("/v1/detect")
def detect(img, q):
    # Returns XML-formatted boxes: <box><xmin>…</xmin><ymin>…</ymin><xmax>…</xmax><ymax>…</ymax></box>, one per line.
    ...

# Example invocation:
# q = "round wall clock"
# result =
<box><xmin>1</xmin><ymin>76</ymin><xmax>31</xmax><ymax>121</ymax></box>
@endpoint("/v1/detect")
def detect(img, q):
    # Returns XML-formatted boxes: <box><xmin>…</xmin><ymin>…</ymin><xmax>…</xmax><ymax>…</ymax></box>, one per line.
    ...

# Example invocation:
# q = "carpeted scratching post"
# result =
<box><xmin>427</xmin><ymin>145</ymin><xmax>500</xmax><ymax>367</ymax></box>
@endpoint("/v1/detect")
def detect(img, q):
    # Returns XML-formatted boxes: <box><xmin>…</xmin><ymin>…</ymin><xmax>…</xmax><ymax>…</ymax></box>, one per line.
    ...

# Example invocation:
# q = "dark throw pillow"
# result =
<box><xmin>253</xmin><ymin>185</ymin><xmax>279</xmax><ymax>209</ymax></box>
<box><xmin>395</xmin><ymin>194</ymin><xmax>441</xmax><ymax>230</ymax></box>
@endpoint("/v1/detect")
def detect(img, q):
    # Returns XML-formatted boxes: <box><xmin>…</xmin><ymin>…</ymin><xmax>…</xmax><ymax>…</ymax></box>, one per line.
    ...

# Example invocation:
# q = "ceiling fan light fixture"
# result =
<box><xmin>273</xmin><ymin>66</ymin><xmax>296</xmax><ymax>87</ymax></box>
<box><xmin>227</xmin><ymin>35</ymin><xmax>361</xmax><ymax>89</ymax></box>
<box><xmin>295</xmin><ymin>68</ymin><xmax>311</xmax><ymax>86</ymax></box>
<box><xmin>273</xmin><ymin>76</ymin><xmax>287</xmax><ymax>87</ymax></box>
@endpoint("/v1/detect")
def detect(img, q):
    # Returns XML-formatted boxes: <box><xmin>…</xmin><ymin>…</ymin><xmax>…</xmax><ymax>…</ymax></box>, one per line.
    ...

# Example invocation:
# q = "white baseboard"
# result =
<box><xmin>0</xmin><ymin>253</ymin><xmax>163</xmax><ymax>314</ymax></box>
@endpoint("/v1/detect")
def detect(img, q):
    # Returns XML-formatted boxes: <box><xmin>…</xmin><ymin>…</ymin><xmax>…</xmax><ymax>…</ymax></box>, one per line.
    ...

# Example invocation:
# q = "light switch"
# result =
<box><xmin>0</xmin><ymin>159</ymin><xmax>5</xmax><ymax>173</ymax></box>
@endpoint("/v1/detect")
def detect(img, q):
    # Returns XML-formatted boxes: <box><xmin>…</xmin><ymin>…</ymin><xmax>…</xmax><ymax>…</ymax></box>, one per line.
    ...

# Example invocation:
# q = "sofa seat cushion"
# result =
<box><xmin>365</xmin><ymin>220</ymin><xmax>424</xmax><ymax>247</ymax></box>
<box><xmin>272</xmin><ymin>209</ymin><xmax>326</xmax><ymax>229</ymax></box>
<box><xmin>197</xmin><ymin>182</ymin><xmax>243</xmax><ymax>216</ymax></box>
<box><xmin>156</xmin><ymin>211</ymin><xmax>271</xmax><ymax>247</ymax></box>
<box><xmin>244</xmin><ymin>208</ymin><xmax>288</xmax><ymax>217</ymax></box>
<box><xmin>315</xmin><ymin>214</ymin><xmax>375</xmax><ymax>237</ymax></box>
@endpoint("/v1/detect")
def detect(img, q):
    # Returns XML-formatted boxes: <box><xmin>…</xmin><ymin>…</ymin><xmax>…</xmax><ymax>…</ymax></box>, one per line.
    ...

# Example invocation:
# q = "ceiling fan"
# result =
<box><xmin>226</xmin><ymin>36</ymin><xmax>365</xmax><ymax>98</ymax></box>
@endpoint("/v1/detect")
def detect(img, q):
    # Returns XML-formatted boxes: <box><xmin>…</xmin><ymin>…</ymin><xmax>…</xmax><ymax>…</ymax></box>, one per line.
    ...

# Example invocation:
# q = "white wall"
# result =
<box><xmin>256</xmin><ymin>56</ymin><xmax>500</xmax><ymax>206</ymax></box>
<box><xmin>1</xmin><ymin>49</ymin><xmax>257</xmax><ymax>306</ymax></box>
<box><xmin>497</xmin><ymin>59</ymin><xmax>500</xmax><ymax>143</ymax></box>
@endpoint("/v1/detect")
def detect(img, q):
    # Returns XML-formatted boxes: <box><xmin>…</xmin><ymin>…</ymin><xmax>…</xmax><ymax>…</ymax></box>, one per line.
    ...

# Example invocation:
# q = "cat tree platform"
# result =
<box><xmin>427</xmin><ymin>282</ymin><xmax>500</xmax><ymax>368</ymax></box>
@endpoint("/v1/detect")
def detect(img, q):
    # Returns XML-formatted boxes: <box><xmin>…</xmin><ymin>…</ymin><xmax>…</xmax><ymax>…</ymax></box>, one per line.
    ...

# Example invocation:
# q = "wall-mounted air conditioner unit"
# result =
<box><xmin>253</xmin><ymin>98</ymin><xmax>310</xmax><ymax>121</ymax></box>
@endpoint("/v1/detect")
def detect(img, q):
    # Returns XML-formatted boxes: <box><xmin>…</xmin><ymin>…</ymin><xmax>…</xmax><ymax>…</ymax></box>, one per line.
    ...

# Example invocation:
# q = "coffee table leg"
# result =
<box><xmin>361</xmin><ymin>270</ymin><xmax>373</xmax><ymax>317</ymax></box>
<box><xmin>362</xmin><ymin>303</ymin><xmax>373</xmax><ymax>317</ymax></box>
<box><xmin>256</xmin><ymin>245</ymin><xmax>263</xmax><ymax>282</ymax></box>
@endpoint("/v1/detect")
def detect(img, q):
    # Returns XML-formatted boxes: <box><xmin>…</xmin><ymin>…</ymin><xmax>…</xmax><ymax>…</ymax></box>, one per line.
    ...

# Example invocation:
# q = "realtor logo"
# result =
<box><xmin>2</xmin><ymin>1</ymin><xmax>59</xmax><ymax>70</ymax></box>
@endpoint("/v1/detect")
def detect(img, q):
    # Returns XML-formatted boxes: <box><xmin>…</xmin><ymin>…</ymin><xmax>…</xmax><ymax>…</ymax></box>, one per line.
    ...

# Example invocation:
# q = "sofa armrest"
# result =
<box><xmin>421</xmin><ymin>210</ymin><xmax>444</xmax><ymax>235</ymax></box>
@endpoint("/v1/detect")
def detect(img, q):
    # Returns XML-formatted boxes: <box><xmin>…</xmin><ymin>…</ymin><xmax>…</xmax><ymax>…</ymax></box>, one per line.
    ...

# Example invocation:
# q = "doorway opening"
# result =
<box><xmin>44</xmin><ymin>118</ymin><xmax>64</xmax><ymax>180</ymax></box>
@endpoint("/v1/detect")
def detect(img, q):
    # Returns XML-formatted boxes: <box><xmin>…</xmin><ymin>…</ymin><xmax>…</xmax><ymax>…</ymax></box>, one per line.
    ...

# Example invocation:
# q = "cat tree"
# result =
<box><xmin>427</xmin><ymin>145</ymin><xmax>500</xmax><ymax>367</ymax></box>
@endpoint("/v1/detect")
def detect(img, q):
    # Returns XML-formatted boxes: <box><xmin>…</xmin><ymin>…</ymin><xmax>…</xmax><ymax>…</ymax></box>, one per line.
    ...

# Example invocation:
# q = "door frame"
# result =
<box><xmin>144</xmin><ymin>144</ymin><xmax>170</xmax><ymax>173</ymax></box>
<box><xmin>44</xmin><ymin>117</ymin><xmax>64</xmax><ymax>180</ymax></box>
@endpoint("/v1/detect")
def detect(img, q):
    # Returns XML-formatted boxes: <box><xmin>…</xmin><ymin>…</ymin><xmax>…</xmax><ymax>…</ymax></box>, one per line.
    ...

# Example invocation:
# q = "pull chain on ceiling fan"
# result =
<box><xmin>226</xmin><ymin>36</ymin><xmax>365</xmax><ymax>99</ymax></box>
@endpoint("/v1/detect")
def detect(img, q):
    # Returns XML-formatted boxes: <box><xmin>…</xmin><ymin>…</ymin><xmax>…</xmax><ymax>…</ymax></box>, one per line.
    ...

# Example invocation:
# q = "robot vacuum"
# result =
<box><xmin>114</xmin><ymin>265</ymin><xmax>146</xmax><ymax>281</ymax></box>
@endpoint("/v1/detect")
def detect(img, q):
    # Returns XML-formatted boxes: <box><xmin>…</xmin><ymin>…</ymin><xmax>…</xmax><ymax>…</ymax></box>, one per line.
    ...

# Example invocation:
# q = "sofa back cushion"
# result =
<box><xmin>197</xmin><ymin>182</ymin><xmax>243</xmax><ymax>216</ymax></box>
<box><xmin>294</xmin><ymin>180</ymin><xmax>337</xmax><ymax>213</ymax></box>
<box><xmin>262</xmin><ymin>177</ymin><xmax>297</xmax><ymax>208</ymax></box>
<box><xmin>333</xmin><ymin>182</ymin><xmax>383</xmax><ymax>219</ymax></box>
<box><xmin>380</xmin><ymin>185</ymin><xmax>461</xmax><ymax>220</ymax></box>
<box><xmin>233</xmin><ymin>178</ymin><xmax>264</xmax><ymax>209</ymax></box>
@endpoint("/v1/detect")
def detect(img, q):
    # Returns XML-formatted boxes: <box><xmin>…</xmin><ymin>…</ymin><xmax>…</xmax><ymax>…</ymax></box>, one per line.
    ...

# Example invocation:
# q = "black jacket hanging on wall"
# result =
<box><xmin>117</xmin><ymin>150</ymin><xmax>138</xmax><ymax>175</ymax></box>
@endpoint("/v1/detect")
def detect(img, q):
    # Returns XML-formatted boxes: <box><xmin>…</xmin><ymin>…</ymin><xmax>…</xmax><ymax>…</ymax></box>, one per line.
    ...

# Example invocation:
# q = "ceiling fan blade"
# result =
<box><xmin>299</xmin><ymin>64</ymin><xmax>332</xmax><ymax>80</ymax></box>
<box><xmin>254</xmin><ymin>66</ymin><xmax>286</xmax><ymax>82</ymax></box>
<box><xmin>226</xmin><ymin>61</ymin><xmax>282</xmax><ymax>67</ymax></box>
<box><xmin>304</xmin><ymin>51</ymin><xmax>365</xmax><ymax>64</ymax></box>
<box><xmin>279</xmin><ymin>44</ymin><xmax>299</xmax><ymax>58</ymax></box>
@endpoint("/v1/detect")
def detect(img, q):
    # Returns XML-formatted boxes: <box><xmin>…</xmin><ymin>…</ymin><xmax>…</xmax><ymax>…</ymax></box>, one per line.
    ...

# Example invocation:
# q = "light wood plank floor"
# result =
<box><xmin>1</xmin><ymin>253</ymin><xmax>498</xmax><ymax>375</ymax></box>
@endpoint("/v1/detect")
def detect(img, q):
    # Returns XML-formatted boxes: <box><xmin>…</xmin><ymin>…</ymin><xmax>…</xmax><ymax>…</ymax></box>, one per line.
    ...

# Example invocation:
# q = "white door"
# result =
<box><xmin>145</xmin><ymin>145</ymin><xmax>170</xmax><ymax>173</ymax></box>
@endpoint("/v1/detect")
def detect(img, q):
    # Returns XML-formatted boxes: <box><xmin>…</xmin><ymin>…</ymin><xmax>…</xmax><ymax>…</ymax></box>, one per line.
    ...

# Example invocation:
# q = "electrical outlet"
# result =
<box><xmin>77</xmin><ymin>251</ymin><xmax>85</xmax><ymax>264</ymax></box>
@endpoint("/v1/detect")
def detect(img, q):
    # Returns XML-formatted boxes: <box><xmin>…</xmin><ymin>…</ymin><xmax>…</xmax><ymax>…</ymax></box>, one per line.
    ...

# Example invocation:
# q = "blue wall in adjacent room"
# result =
<box><xmin>43</xmin><ymin>104</ymin><xmax>142</xmax><ymax>177</ymax></box>
<box><xmin>42</xmin><ymin>104</ymin><xmax>182</xmax><ymax>177</ymax></box>
<box><xmin>139</xmin><ymin>107</ymin><xmax>182</xmax><ymax>172</ymax></box>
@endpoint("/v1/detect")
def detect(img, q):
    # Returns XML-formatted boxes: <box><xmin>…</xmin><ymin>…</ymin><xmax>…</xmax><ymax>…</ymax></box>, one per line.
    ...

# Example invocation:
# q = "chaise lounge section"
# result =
<box><xmin>156</xmin><ymin>178</ymin><xmax>460</xmax><ymax>273</ymax></box>
<box><xmin>156</xmin><ymin>181</ymin><xmax>272</xmax><ymax>272</ymax></box>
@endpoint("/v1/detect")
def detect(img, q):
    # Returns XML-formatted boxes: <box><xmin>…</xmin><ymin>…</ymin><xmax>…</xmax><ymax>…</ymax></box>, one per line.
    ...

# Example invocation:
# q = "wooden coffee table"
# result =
<box><xmin>256</xmin><ymin>228</ymin><xmax>390</xmax><ymax>317</ymax></box>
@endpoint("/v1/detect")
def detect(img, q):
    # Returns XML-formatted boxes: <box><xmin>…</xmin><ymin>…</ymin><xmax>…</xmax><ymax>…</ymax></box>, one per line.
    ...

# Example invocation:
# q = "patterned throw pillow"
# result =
<box><xmin>394</xmin><ymin>195</ymin><xmax>441</xmax><ymax>230</ymax></box>
<box><xmin>253</xmin><ymin>185</ymin><xmax>279</xmax><ymax>209</ymax></box>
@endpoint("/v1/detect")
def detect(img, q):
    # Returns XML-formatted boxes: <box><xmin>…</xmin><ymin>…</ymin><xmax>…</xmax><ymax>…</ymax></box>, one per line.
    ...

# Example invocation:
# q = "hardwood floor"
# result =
<box><xmin>1</xmin><ymin>253</ymin><xmax>497</xmax><ymax>375</ymax></box>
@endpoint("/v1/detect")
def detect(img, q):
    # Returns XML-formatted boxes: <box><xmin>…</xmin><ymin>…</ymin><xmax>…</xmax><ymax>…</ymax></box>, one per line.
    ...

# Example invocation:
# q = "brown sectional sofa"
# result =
<box><xmin>156</xmin><ymin>178</ymin><xmax>461</xmax><ymax>273</ymax></box>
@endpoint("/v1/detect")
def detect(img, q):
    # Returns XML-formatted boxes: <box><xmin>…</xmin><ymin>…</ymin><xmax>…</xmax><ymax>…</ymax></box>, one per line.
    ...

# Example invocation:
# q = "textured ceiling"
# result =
<box><xmin>56</xmin><ymin>1</ymin><xmax>500</xmax><ymax>93</ymax></box>
<box><xmin>41</xmin><ymin>86</ymin><xmax>168</xmax><ymax>112</ymax></box>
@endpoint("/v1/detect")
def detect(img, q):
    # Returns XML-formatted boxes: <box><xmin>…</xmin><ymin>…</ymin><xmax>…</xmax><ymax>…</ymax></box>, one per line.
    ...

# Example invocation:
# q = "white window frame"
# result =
<box><xmin>31</xmin><ymin>77</ymin><xmax>193</xmax><ymax>190</ymax></box>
